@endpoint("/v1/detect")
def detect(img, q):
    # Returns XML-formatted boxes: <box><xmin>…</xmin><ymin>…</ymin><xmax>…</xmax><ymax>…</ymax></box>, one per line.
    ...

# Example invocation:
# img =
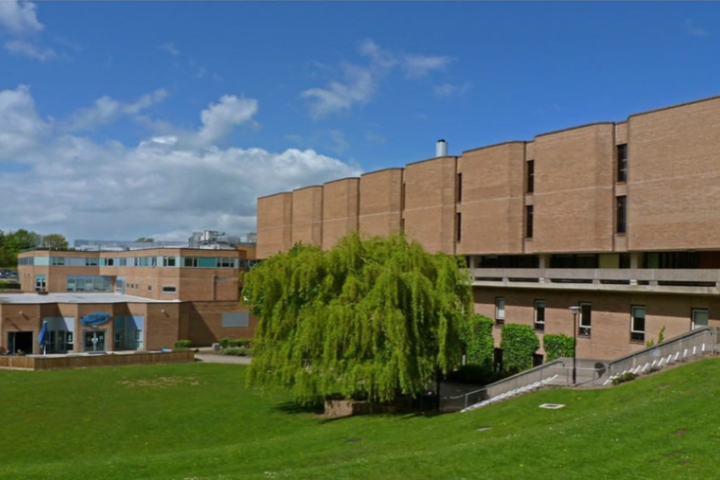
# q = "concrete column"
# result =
<box><xmin>539</xmin><ymin>254</ymin><xmax>550</xmax><ymax>283</ymax></box>
<box><xmin>629</xmin><ymin>252</ymin><xmax>642</xmax><ymax>285</ymax></box>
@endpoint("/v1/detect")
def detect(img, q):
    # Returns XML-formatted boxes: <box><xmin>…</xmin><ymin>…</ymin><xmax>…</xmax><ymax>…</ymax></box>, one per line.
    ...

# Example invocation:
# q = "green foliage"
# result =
<box><xmin>612</xmin><ymin>372</ymin><xmax>638</xmax><ymax>385</ymax></box>
<box><xmin>500</xmin><ymin>324</ymin><xmax>540</xmax><ymax>373</ymax></box>
<box><xmin>0</xmin><ymin>229</ymin><xmax>66</xmax><ymax>267</ymax></box>
<box><xmin>227</xmin><ymin>338</ymin><xmax>253</xmax><ymax>348</ymax></box>
<box><xmin>243</xmin><ymin>233</ymin><xmax>473</xmax><ymax>405</ymax></box>
<box><xmin>646</xmin><ymin>326</ymin><xmax>667</xmax><ymax>348</ymax></box>
<box><xmin>543</xmin><ymin>334</ymin><xmax>575</xmax><ymax>362</ymax></box>
<box><xmin>174</xmin><ymin>340</ymin><xmax>191</xmax><ymax>349</ymax></box>
<box><xmin>41</xmin><ymin>234</ymin><xmax>69</xmax><ymax>249</ymax></box>
<box><xmin>219</xmin><ymin>337</ymin><xmax>231</xmax><ymax>349</ymax></box>
<box><xmin>223</xmin><ymin>346</ymin><xmax>252</xmax><ymax>356</ymax></box>
<box><xmin>135</xmin><ymin>237</ymin><xmax>155</xmax><ymax>243</ymax></box>
<box><xmin>460</xmin><ymin>314</ymin><xmax>494</xmax><ymax>368</ymax></box>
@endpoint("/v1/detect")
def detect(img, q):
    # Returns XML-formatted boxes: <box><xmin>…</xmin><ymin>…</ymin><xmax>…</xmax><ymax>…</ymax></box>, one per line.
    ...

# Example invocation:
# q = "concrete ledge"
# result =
<box><xmin>0</xmin><ymin>350</ymin><xmax>195</xmax><ymax>371</ymax></box>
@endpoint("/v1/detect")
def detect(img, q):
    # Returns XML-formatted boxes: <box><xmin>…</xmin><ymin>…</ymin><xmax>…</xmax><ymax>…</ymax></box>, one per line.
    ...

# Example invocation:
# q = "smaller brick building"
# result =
<box><xmin>1</xmin><ymin>247</ymin><xmax>258</xmax><ymax>355</ymax></box>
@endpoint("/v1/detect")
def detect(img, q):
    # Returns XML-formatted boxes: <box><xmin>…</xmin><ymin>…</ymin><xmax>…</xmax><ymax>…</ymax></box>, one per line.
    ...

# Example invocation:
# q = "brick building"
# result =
<box><xmin>257</xmin><ymin>94</ymin><xmax>720</xmax><ymax>362</ymax></box>
<box><xmin>2</xmin><ymin>247</ymin><xmax>258</xmax><ymax>354</ymax></box>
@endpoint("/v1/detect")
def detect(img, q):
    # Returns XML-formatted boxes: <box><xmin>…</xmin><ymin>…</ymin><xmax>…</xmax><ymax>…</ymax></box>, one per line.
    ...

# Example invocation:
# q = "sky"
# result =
<box><xmin>1</xmin><ymin>2</ymin><xmax>719</xmax><ymax>243</ymax></box>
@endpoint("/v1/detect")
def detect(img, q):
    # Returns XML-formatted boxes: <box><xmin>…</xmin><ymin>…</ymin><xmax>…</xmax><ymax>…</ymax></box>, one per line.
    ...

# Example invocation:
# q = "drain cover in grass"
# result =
<box><xmin>539</xmin><ymin>403</ymin><xmax>565</xmax><ymax>409</ymax></box>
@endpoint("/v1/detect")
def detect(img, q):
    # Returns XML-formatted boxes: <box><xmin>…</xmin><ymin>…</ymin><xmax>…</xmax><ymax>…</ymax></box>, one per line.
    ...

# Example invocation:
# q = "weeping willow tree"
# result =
<box><xmin>243</xmin><ymin>233</ymin><xmax>472</xmax><ymax>405</ymax></box>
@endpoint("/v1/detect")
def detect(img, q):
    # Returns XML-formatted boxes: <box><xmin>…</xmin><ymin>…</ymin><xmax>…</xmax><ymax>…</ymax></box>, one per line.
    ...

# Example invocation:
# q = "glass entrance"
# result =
<box><xmin>84</xmin><ymin>330</ymin><xmax>106</xmax><ymax>352</ymax></box>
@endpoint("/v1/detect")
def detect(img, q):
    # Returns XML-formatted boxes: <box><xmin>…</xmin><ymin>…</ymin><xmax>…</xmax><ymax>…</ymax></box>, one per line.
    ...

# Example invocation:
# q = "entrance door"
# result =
<box><xmin>8</xmin><ymin>332</ymin><xmax>33</xmax><ymax>354</ymax></box>
<box><xmin>84</xmin><ymin>330</ymin><xmax>106</xmax><ymax>352</ymax></box>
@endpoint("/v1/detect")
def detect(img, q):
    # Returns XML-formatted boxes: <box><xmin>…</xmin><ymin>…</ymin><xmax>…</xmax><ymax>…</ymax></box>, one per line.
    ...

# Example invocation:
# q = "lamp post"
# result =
<box><xmin>569</xmin><ymin>306</ymin><xmax>581</xmax><ymax>385</ymax></box>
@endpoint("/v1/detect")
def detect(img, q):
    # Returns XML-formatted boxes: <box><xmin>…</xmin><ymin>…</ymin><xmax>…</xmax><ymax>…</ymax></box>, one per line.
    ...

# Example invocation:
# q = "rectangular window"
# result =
<box><xmin>161</xmin><ymin>286</ymin><xmax>177</xmax><ymax>293</ymax></box>
<box><xmin>631</xmin><ymin>306</ymin><xmax>646</xmax><ymax>342</ymax></box>
<box><xmin>119</xmin><ymin>258</ymin><xmax>127</xmax><ymax>267</ymax></box>
<box><xmin>218</xmin><ymin>257</ymin><xmax>236</xmax><ymax>268</ymax></box>
<box><xmin>616</xmin><ymin>196</ymin><xmax>627</xmax><ymax>234</ymax></box>
<box><xmin>534</xmin><ymin>300</ymin><xmax>546</xmax><ymax>331</ymax></box>
<box><xmin>85</xmin><ymin>257</ymin><xmax>98</xmax><ymax>266</ymax></box>
<box><xmin>579</xmin><ymin>303</ymin><xmax>592</xmax><ymax>337</ymax></box>
<box><xmin>456</xmin><ymin>212</ymin><xmax>462</xmax><ymax>242</ymax></box>
<box><xmin>526</xmin><ymin>205</ymin><xmax>534</xmax><ymax>238</ymax></box>
<box><xmin>692</xmin><ymin>308</ymin><xmax>709</xmax><ymax>330</ymax></box>
<box><xmin>617</xmin><ymin>144</ymin><xmax>628</xmax><ymax>183</ymax></box>
<box><xmin>457</xmin><ymin>173</ymin><xmax>463</xmax><ymax>203</ymax></box>
<box><xmin>527</xmin><ymin>160</ymin><xmax>534</xmax><ymax>194</ymax></box>
<box><xmin>50</xmin><ymin>256</ymin><xmax>65</xmax><ymax>266</ymax></box>
<box><xmin>162</xmin><ymin>256</ymin><xmax>177</xmax><ymax>267</ymax></box>
<box><xmin>184</xmin><ymin>257</ymin><xmax>198</xmax><ymax>268</ymax></box>
<box><xmin>222</xmin><ymin>312</ymin><xmax>249</xmax><ymax>328</ymax></box>
<box><xmin>495</xmin><ymin>297</ymin><xmax>505</xmax><ymax>325</ymax></box>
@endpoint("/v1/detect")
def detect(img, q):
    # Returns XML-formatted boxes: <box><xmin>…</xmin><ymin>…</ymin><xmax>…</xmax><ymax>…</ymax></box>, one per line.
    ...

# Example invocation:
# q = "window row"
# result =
<box><xmin>24</xmin><ymin>255</ymin><xmax>240</xmax><ymax>269</ymax></box>
<box><xmin>493</xmin><ymin>297</ymin><xmax>710</xmax><ymax>342</ymax></box>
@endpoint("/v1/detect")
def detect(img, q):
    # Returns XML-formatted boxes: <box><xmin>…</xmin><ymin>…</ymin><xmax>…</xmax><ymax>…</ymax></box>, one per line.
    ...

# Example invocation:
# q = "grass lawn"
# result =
<box><xmin>2</xmin><ymin>359</ymin><xmax>719</xmax><ymax>480</ymax></box>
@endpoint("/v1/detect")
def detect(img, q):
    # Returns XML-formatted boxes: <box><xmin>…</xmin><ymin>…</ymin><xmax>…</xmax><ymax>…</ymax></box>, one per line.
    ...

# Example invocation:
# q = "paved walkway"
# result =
<box><xmin>194</xmin><ymin>353</ymin><xmax>252</xmax><ymax>365</ymax></box>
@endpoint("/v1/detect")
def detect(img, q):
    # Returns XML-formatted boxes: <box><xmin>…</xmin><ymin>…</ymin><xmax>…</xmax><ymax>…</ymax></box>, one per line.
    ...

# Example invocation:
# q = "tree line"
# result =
<box><xmin>0</xmin><ymin>230</ymin><xmax>68</xmax><ymax>267</ymax></box>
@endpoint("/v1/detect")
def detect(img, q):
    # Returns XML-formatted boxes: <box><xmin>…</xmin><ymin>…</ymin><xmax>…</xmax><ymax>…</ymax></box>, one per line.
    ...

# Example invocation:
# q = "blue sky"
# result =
<box><xmin>1</xmin><ymin>1</ymin><xmax>719</xmax><ymax>241</ymax></box>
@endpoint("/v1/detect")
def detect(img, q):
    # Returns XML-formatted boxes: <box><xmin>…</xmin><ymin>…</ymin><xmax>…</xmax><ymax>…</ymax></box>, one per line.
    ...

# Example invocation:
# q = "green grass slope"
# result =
<box><xmin>1</xmin><ymin>359</ymin><xmax>719</xmax><ymax>480</ymax></box>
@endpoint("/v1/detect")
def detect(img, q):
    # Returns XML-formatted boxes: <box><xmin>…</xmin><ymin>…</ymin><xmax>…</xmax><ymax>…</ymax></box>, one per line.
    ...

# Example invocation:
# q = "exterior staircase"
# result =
<box><xmin>458</xmin><ymin>326</ymin><xmax>719</xmax><ymax>413</ymax></box>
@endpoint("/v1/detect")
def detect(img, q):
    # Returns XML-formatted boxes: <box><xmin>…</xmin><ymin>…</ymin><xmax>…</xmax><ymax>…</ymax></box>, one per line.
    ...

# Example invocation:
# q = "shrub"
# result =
<box><xmin>460</xmin><ymin>314</ymin><xmax>494</xmax><ymax>369</ymax></box>
<box><xmin>219</xmin><ymin>337</ymin><xmax>231</xmax><ymax>349</ymax></box>
<box><xmin>543</xmin><ymin>334</ymin><xmax>575</xmax><ymax>362</ymax></box>
<box><xmin>222</xmin><ymin>346</ymin><xmax>252</xmax><ymax>356</ymax></box>
<box><xmin>612</xmin><ymin>372</ymin><xmax>638</xmax><ymax>385</ymax></box>
<box><xmin>173</xmin><ymin>340</ymin><xmax>191</xmax><ymax>349</ymax></box>
<box><xmin>500</xmin><ymin>324</ymin><xmax>540</xmax><ymax>373</ymax></box>
<box><xmin>227</xmin><ymin>337</ymin><xmax>253</xmax><ymax>348</ymax></box>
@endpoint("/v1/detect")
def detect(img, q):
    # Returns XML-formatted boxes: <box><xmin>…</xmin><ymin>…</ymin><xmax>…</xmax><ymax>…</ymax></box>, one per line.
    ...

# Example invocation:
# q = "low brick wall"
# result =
<box><xmin>0</xmin><ymin>350</ymin><xmax>195</xmax><ymax>371</ymax></box>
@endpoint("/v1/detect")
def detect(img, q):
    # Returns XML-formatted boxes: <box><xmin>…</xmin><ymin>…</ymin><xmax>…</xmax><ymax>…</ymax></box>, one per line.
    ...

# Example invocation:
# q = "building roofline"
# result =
<box><xmin>461</xmin><ymin>140</ymin><xmax>527</xmax><ymax>155</ymax></box>
<box><xmin>627</xmin><ymin>93</ymin><xmax>720</xmax><ymax>119</ymax></box>
<box><xmin>323</xmin><ymin>176</ymin><xmax>360</xmax><ymax>186</ymax></box>
<box><xmin>256</xmin><ymin>191</ymin><xmax>293</xmax><ymax>201</ymax></box>
<box><xmin>534</xmin><ymin>122</ymin><xmax>616</xmax><ymax>139</ymax></box>
<box><xmin>406</xmin><ymin>155</ymin><xmax>458</xmax><ymax>167</ymax></box>
<box><xmin>292</xmin><ymin>184</ymin><xmax>323</xmax><ymax>193</ymax></box>
<box><xmin>360</xmin><ymin>167</ymin><xmax>404</xmax><ymax>177</ymax></box>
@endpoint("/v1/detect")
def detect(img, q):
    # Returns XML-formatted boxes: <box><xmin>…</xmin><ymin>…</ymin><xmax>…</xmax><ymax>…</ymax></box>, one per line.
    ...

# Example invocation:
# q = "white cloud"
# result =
<box><xmin>682</xmin><ymin>19</ymin><xmax>708</xmax><ymax>37</ymax></box>
<box><xmin>433</xmin><ymin>82</ymin><xmax>471</xmax><ymax>97</ymax></box>
<box><xmin>0</xmin><ymin>86</ymin><xmax>360</xmax><ymax>240</ymax></box>
<box><xmin>402</xmin><ymin>54</ymin><xmax>453</xmax><ymax>78</ymax></box>
<box><xmin>301</xmin><ymin>64</ymin><xmax>376</xmax><ymax>119</ymax></box>
<box><xmin>193</xmin><ymin>95</ymin><xmax>258</xmax><ymax>147</ymax></box>
<box><xmin>67</xmin><ymin>89</ymin><xmax>168</xmax><ymax>131</ymax></box>
<box><xmin>160</xmin><ymin>41</ymin><xmax>180</xmax><ymax>56</ymax></box>
<box><xmin>0</xmin><ymin>1</ymin><xmax>43</xmax><ymax>35</ymax></box>
<box><xmin>4</xmin><ymin>39</ymin><xmax>56</xmax><ymax>61</ymax></box>
<box><xmin>302</xmin><ymin>39</ymin><xmax>458</xmax><ymax>119</ymax></box>
<box><xmin>286</xmin><ymin>129</ymin><xmax>350</xmax><ymax>154</ymax></box>
<box><xmin>0</xmin><ymin>85</ymin><xmax>48</xmax><ymax>158</ymax></box>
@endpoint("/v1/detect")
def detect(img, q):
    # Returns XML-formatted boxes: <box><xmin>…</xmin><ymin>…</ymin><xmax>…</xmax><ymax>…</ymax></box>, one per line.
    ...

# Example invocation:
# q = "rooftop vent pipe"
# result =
<box><xmin>436</xmin><ymin>139</ymin><xmax>448</xmax><ymax>157</ymax></box>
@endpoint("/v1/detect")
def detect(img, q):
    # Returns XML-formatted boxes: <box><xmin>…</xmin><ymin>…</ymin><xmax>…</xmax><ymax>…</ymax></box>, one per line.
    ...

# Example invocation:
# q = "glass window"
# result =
<box><xmin>692</xmin><ymin>308</ymin><xmax>709</xmax><ymax>330</ymax></box>
<box><xmin>457</xmin><ymin>173</ymin><xmax>463</xmax><ymax>203</ymax></box>
<box><xmin>534</xmin><ymin>300</ymin><xmax>546</xmax><ymax>331</ymax></box>
<box><xmin>183</xmin><ymin>257</ymin><xmax>198</xmax><ymax>268</ymax></box>
<box><xmin>527</xmin><ymin>160</ymin><xmax>534</xmax><ymax>193</ymax></box>
<box><xmin>617</xmin><ymin>144</ymin><xmax>628</xmax><ymax>183</ymax></box>
<box><xmin>51</xmin><ymin>256</ymin><xmax>65</xmax><ymax>266</ymax></box>
<box><xmin>526</xmin><ymin>205</ymin><xmax>534</xmax><ymax>238</ymax></box>
<box><xmin>162</xmin><ymin>256</ymin><xmax>177</xmax><ymax>267</ymax></box>
<box><xmin>85</xmin><ymin>257</ymin><xmax>98</xmax><ymax>266</ymax></box>
<box><xmin>456</xmin><ymin>213</ymin><xmax>462</xmax><ymax>242</ymax></box>
<box><xmin>616</xmin><ymin>196</ymin><xmax>627</xmax><ymax>234</ymax></box>
<box><xmin>579</xmin><ymin>303</ymin><xmax>592</xmax><ymax>337</ymax></box>
<box><xmin>161</xmin><ymin>286</ymin><xmax>177</xmax><ymax>293</ymax></box>
<box><xmin>495</xmin><ymin>297</ymin><xmax>505</xmax><ymax>325</ymax></box>
<box><xmin>199</xmin><ymin>257</ymin><xmax>217</xmax><ymax>268</ymax></box>
<box><xmin>631</xmin><ymin>306</ymin><xmax>646</xmax><ymax>342</ymax></box>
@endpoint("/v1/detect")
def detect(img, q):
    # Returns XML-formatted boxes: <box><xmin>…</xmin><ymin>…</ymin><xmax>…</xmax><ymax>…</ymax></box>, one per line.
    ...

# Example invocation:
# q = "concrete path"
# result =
<box><xmin>194</xmin><ymin>353</ymin><xmax>252</xmax><ymax>365</ymax></box>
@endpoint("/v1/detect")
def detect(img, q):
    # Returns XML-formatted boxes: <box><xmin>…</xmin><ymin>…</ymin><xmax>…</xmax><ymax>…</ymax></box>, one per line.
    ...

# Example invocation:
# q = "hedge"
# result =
<box><xmin>461</xmin><ymin>314</ymin><xmax>494</xmax><ymax>368</ymax></box>
<box><xmin>543</xmin><ymin>334</ymin><xmax>575</xmax><ymax>362</ymax></box>
<box><xmin>500</xmin><ymin>324</ymin><xmax>539</xmax><ymax>373</ymax></box>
